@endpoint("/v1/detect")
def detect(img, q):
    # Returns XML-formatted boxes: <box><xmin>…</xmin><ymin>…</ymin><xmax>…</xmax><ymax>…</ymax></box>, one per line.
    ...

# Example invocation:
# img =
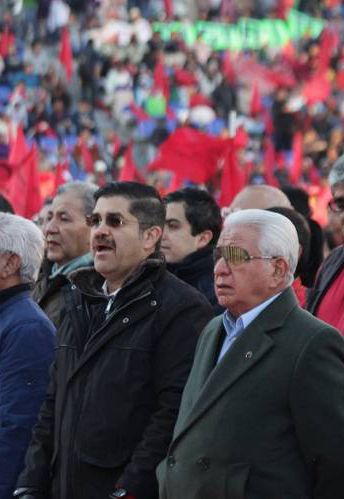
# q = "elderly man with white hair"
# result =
<box><xmin>0</xmin><ymin>213</ymin><xmax>55</xmax><ymax>499</ymax></box>
<box><xmin>157</xmin><ymin>209</ymin><xmax>344</xmax><ymax>499</ymax></box>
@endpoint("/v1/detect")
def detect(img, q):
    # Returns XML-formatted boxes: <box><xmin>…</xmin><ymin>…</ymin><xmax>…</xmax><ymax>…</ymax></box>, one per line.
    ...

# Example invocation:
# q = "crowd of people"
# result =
<box><xmin>0</xmin><ymin>0</ymin><xmax>344</xmax><ymax>233</ymax></box>
<box><xmin>0</xmin><ymin>0</ymin><xmax>344</xmax><ymax>498</ymax></box>
<box><xmin>0</xmin><ymin>165</ymin><xmax>343</xmax><ymax>498</ymax></box>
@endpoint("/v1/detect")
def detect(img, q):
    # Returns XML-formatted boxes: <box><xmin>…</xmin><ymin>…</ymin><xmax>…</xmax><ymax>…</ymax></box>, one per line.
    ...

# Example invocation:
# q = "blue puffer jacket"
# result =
<box><xmin>0</xmin><ymin>285</ymin><xmax>55</xmax><ymax>499</ymax></box>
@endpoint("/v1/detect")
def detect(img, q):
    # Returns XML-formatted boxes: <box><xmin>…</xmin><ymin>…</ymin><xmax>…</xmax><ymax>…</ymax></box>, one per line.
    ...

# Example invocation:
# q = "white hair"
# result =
<box><xmin>224</xmin><ymin>209</ymin><xmax>299</xmax><ymax>286</ymax></box>
<box><xmin>0</xmin><ymin>213</ymin><xmax>45</xmax><ymax>283</ymax></box>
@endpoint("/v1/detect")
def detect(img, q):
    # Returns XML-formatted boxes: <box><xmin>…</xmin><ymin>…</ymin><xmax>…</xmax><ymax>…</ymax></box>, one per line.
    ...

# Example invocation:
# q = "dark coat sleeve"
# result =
<box><xmin>117</xmin><ymin>298</ymin><xmax>213</xmax><ymax>499</ymax></box>
<box><xmin>290</xmin><ymin>325</ymin><xmax>344</xmax><ymax>499</ymax></box>
<box><xmin>0</xmin><ymin>320</ymin><xmax>55</xmax><ymax>499</ymax></box>
<box><xmin>16</xmin><ymin>361</ymin><xmax>57</xmax><ymax>494</ymax></box>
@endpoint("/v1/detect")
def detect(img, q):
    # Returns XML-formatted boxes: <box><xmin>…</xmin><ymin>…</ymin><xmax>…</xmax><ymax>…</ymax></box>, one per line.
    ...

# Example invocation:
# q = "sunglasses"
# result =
<box><xmin>213</xmin><ymin>245</ymin><xmax>277</xmax><ymax>266</ymax></box>
<box><xmin>86</xmin><ymin>213</ymin><xmax>138</xmax><ymax>228</ymax></box>
<box><xmin>328</xmin><ymin>197</ymin><xmax>344</xmax><ymax>213</ymax></box>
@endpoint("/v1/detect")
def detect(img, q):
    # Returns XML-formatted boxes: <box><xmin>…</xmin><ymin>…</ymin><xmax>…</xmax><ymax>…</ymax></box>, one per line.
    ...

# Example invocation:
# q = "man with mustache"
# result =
<box><xmin>16</xmin><ymin>182</ymin><xmax>213</xmax><ymax>499</ymax></box>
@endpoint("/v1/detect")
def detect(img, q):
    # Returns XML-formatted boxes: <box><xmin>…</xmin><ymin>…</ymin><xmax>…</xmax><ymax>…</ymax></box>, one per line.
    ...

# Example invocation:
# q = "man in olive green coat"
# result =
<box><xmin>157</xmin><ymin>209</ymin><xmax>344</xmax><ymax>499</ymax></box>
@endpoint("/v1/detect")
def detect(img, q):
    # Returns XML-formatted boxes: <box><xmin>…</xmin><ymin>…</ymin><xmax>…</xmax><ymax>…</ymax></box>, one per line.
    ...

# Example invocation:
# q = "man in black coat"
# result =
<box><xmin>162</xmin><ymin>188</ymin><xmax>223</xmax><ymax>314</ymax></box>
<box><xmin>15</xmin><ymin>182</ymin><xmax>213</xmax><ymax>499</ymax></box>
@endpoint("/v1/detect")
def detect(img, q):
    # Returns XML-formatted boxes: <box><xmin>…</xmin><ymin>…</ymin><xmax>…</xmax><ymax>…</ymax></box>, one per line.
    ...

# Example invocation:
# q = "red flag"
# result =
<box><xmin>0</xmin><ymin>27</ymin><xmax>15</xmax><ymax>58</ymax></box>
<box><xmin>8</xmin><ymin>125</ymin><xmax>31</xmax><ymax>169</ymax></box>
<box><xmin>264</xmin><ymin>138</ymin><xmax>278</xmax><ymax>187</ymax></box>
<box><xmin>148</xmin><ymin>127</ymin><xmax>229</xmax><ymax>184</ymax></box>
<box><xmin>163</xmin><ymin>0</ymin><xmax>173</xmax><ymax>19</ymax></box>
<box><xmin>317</xmin><ymin>28</ymin><xmax>338</xmax><ymax>75</ymax></box>
<box><xmin>153</xmin><ymin>58</ymin><xmax>170</xmax><ymax>100</ymax></box>
<box><xmin>277</xmin><ymin>0</ymin><xmax>294</xmax><ymax>19</ymax></box>
<box><xmin>290</xmin><ymin>132</ymin><xmax>303</xmax><ymax>185</ymax></box>
<box><xmin>54</xmin><ymin>160</ymin><xmax>70</xmax><ymax>193</ymax></box>
<box><xmin>129</xmin><ymin>103</ymin><xmax>150</xmax><ymax>121</ymax></box>
<box><xmin>302</xmin><ymin>73</ymin><xmax>331</xmax><ymax>104</ymax></box>
<box><xmin>219</xmin><ymin>139</ymin><xmax>246</xmax><ymax>207</ymax></box>
<box><xmin>59</xmin><ymin>27</ymin><xmax>73</xmax><ymax>81</ymax></box>
<box><xmin>223</xmin><ymin>51</ymin><xmax>236</xmax><ymax>83</ymax></box>
<box><xmin>118</xmin><ymin>145</ymin><xmax>145</xmax><ymax>182</ymax></box>
<box><xmin>250</xmin><ymin>81</ymin><xmax>262</xmax><ymax>116</ymax></box>
<box><xmin>6</xmin><ymin>144</ymin><xmax>42</xmax><ymax>218</ymax></box>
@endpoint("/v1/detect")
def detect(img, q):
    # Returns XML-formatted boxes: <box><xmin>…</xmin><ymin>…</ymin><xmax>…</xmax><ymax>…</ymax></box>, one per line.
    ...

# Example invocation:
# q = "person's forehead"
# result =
<box><xmin>94</xmin><ymin>195</ymin><xmax>132</xmax><ymax>215</ymax></box>
<box><xmin>218</xmin><ymin>225</ymin><xmax>258</xmax><ymax>246</ymax></box>
<box><xmin>166</xmin><ymin>202</ymin><xmax>188</xmax><ymax>222</ymax></box>
<box><xmin>52</xmin><ymin>191</ymin><xmax>85</xmax><ymax>214</ymax></box>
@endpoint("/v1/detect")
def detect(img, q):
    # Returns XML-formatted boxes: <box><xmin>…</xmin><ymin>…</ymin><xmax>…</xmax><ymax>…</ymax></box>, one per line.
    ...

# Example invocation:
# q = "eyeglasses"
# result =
<box><xmin>86</xmin><ymin>213</ymin><xmax>139</xmax><ymax>228</ymax></box>
<box><xmin>328</xmin><ymin>197</ymin><xmax>344</xmax><ymax>213</ymax></box>
<box><xmin>213</xmin><ymin>245</ymin><xmax>277</xmax><ymax>267</ymax></box>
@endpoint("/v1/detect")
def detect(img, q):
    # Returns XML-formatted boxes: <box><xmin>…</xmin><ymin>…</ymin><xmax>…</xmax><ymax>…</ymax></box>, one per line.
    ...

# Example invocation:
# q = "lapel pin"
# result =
<box><xmin>245</xmin><ymin>351</ymin><xmax>253</xmax><ymax>359</ymax></box>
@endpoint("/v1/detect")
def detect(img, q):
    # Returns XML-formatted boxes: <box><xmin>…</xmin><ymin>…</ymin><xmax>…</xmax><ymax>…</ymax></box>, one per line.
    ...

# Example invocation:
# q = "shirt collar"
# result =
<box><xmin>223</xmin><ymin>292</ymin><xmax>282</xmax><ymax>338</ymax></box>
<box><xmin>102</xmin><ymin>280</ymin><xmax>121</xmax><ymax>297</ymax></box>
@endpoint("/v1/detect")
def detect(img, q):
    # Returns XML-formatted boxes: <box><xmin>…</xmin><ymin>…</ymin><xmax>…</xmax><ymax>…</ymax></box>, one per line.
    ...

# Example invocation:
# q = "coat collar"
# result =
<box><xmin>172</xmin><ymin>287</ymin><xmax>299</xmax><ymax>443</ymax></box>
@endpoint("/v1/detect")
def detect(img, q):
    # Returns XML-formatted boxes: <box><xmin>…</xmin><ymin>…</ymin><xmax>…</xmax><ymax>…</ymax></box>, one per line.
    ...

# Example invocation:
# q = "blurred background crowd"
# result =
<box><xmin>0</xmin><ymin>0</ymin><xmax>344</xmax><ymax>251</ymax></box>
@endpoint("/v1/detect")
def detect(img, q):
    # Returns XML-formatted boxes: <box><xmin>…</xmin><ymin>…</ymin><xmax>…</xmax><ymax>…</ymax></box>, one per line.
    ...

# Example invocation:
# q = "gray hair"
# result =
<box><xmin>0</xmin><ymin>213</ymin><xmax>45</xmax><ymax>283</ymax></box>
<box><xmin>224</xmin><ymin>209</ymin><xmax>299</xmax><ymax>286</ymax></box>
<box><xmin>57</xmin><ymin>181</ymin><xmax>98</xmax><ymax>215</ymax></box>
<box><xmin>329</xmin><ymin>155</ymin><xmax>344</xmax><ymax>189</ymax></box>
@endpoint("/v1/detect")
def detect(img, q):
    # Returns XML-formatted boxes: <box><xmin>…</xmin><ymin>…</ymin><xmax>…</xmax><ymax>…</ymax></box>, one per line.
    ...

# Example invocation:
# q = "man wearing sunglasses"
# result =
<box><xmin>157</xmin><ymin>209</ymin><xmax>344</xmax><ymax>499</ymax></box>
<box><xmin>307</xmin><ymin>156</ymin><xmax>344</xmax><ymax>333</ymax></box>
<box><xmin>16</xmin><ymin>182</ymin><xmax>213</xmax><ymax>499</ymax></box>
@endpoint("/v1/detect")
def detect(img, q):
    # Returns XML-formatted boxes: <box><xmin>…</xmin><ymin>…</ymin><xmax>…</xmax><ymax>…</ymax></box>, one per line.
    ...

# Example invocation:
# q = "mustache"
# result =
<box><xmin>93</xmin><ymin>235</ymin><xmax>116</xmax><ymax>249</ymax></box>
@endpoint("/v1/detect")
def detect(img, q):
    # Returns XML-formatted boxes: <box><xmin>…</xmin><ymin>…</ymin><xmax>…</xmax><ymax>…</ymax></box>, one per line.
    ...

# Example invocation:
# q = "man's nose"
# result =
<box><xmin>45</xmin><ymin>218</ymin><xmax>58</xmax><ymax>233</ymax></box>
<box><xmin>214</xmin><ymin>257</ymin><xmax>231</xmax><ymax>275</ymax></box>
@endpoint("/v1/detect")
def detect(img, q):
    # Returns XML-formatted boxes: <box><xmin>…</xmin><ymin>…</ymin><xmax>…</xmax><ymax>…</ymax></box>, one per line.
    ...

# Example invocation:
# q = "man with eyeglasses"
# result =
<box><xmin>307</xmin><ymin>156</ymin><xmax>344</xmax><ymax>333</ymax></box>
<box><xmin>157</xmin><ymin>209</ymin><xmax>344</xmax><ymax>499</ymax></box>
<box><xmin>16</xmin><ymin>182</ymin><xmax>213</xmax><ymax>499</ymax></box>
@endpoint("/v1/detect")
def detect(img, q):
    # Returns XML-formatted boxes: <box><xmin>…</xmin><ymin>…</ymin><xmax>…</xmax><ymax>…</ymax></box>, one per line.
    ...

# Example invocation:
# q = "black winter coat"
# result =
<box><xmin>17</xmin><ymin>255</ymin><xmax>213</xmax><ymax>499</ymax></box>
<box><xmin>167</xmin><ymin>246</ymin><xmax>223</xmax><ymax>315</ymax></box>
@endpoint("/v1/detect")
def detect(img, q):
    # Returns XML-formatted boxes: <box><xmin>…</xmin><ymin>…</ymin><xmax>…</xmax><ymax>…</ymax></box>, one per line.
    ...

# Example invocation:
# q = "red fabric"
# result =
<box><xmin>302</xmin><ymin>74</ymin><xmax>331</xmax><ymax>105</ymax></box>
<box><xmin>276</xmin><ymin>0</ymin><xmax>294</xmax><ymax>19</ymax></box>
<box><xmin>174</xmin><ymin>68</ymin><xmax>197</xmax><ymax>87</ymax></box>
<box><xmin>6</xmin><ymin>144</ymin><xmax>42</xmax><ymax>218</ymax></box>
<box><xmin>189</xmin><ymin>93</ymin><xmax>213</xmax><ymax>108</ymax></box>
<box><xmin>222</xmin><ymin>51</ymin><xmax>236</xmax><ymax>83</ymax></box>
<box><xmin>128</xmin><ymin>103</ymin><xmax>150</xmax><ymax>121</ymax></box>
<box><xmin>250</xmin><ymin>81</ymin><xmax>262</xmax><ymax>116</ymax></box>
<box><xmin>148</xmin><ymin>127</ymin><xmax>230</xmax><ymax>184</ymax></box>
<box><xmin>79</xmin><ymin>140</ymin><xmax>94</xmax><ymax>173</ymax></box>
<box><xmin>0</xmin><ymin>27</ymin><xmax>15</xmax><ymax>58</ymax></box>
<box><xmin>153</xmin><ymin>59</ymin><xmax>170</xmax><ymax>100</ymax></box>
<box><xmin>219</xmin><ymin>137</ymin><xmax>246</xmax><ymax>207</ymax></box>
<box><xmin>54</xmin><ymin>160</ymin><xmax>70</xmax><ymax>193</ymax></box>
<box><xmin>59</xmin><ymin>27</ymin><xmax>73</xmax><ymax>81</ymax></box>
<box><xmin>118</xmin><ymin>144</ymin><xmax>145</xmax><ymax>182</ymax></box>
<box><xmin>317</xmin><ymin>28</ymin><xmax>339</xmax><ymax>75</ymax></box>
<box><xmin>163</xmin><ymin>0</ymin><xmax>173</xmax><ymax>18</ymax></box>
<box><xmin>263</xmin><ymin>137</ymin><xmax>278</xmax><ymax>187</ymax></box>
<box><xmin>316</xmin><ymin>270</ymin><xmax>344</xmax><ymax>333</ymax></box>
<box><xmin>8</xmin><ymin>125</ymin><xmax>31</xmax><ymax>169</ymax></box>
<box><xmin>292</xmin><ymin>277</ymin><xmax>307</xmax><ymax>308</ymax></box>
<box><xmin>290</xmin><ymin>131</ymin><xmax>303</xmax><ymax>184</ymax></box>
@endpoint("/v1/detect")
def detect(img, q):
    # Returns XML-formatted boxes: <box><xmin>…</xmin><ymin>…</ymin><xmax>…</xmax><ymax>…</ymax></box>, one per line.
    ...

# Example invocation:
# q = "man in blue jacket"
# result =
<box><xmin>0</xmin><ymin>213</ymin><xmax>55</xmax><ymax>499</ymax></box>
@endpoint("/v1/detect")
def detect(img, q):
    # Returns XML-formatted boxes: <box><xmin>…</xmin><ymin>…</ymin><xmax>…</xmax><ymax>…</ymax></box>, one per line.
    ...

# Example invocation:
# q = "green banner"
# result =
<box><xmin>152</xmin><ymin>10</ymin><xmax>325</xmax><ymax>51</ymax></box>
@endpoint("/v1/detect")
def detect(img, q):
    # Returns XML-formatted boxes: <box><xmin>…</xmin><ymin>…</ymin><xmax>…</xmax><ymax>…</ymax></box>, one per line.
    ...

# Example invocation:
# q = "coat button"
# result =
<box><xmin>150</xmin><ymin>300</ymin><xmax>157</xmax><ymax>306</ymax></box>
<box><xmin>167</xmin><ymin>455</ymin><xmax>176</xmax><ymax>468</ymax></box>
<box><xmin>122</xmin><ymin>317</ymin><xmax>129</xmax><ymax>324</ymax></box>
<box><xmin>245</xmin><ymin>351</ymin><xmax>253</xmax><ymax>359</ymax></box>
<box><xmin>71</xmin><ymin>284</ymin><xmax>76</xmax><ymax>290</ymax></box>
<box><xmin>196</xmin><ymin>457</ymin><xmax>210</xmax><ymax>470</ymax></box>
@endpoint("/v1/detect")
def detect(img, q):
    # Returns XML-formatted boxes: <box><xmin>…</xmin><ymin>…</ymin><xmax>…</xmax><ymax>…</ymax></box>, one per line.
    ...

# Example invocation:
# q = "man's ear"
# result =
<box><xmin>271</xmin><ymin>257</ymin><xmax>289</xmax><ymax>286</ymax></box>
<box><xmin>196</xmin><ymin>230</ymin><xmax>213</xmax><ymax>249</ymax></box>
<box><xmin>143</xmin><ymin>226</ymin><xmax>163</xmax><ymax>252</ymax></box>
<box><xmin>1</xmin><ymin>253</ymin><xmax>21</xmax><ymax>279</ymax></box>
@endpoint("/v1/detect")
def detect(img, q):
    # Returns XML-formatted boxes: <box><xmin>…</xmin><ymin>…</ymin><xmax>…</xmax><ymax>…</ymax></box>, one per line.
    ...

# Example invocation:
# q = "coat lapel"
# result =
<box><xmin>173</xmin><ymin>288</ymin><xmax>299</xmax><ymax>442</ymax></box>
